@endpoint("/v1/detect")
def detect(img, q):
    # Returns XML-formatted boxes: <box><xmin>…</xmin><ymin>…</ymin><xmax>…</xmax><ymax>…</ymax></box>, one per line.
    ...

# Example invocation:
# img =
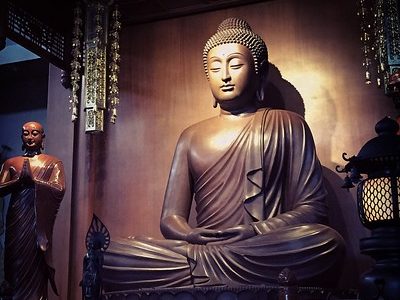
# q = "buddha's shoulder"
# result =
<box><xmin>259</xmin><ymin>109</ymin><xmax>308</xmax><ymax>128</ymax></box>
<box><xmin>179</xmin><ymin>115</ymin><xmax>220</xmax><ymax>138</ymax></box>
<box><xmin>263</xmin><ymin>108</ymin><xmax>305</xmax><ymax>120</ymax></box>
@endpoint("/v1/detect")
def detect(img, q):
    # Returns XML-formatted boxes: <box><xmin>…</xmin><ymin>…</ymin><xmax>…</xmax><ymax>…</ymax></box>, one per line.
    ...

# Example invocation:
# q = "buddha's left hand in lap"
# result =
<box><xmin>207</xmin><ymin>224</ymin><xmax>257</xmax><ymax>245</ymax></box>
<box><xmin>161</xmin><ymin>214</ymin><xmax>256</xmax><ymax>245</ymax></box>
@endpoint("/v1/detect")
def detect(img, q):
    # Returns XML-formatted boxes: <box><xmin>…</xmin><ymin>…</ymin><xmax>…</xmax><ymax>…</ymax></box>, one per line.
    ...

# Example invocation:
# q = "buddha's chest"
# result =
<box><xmin>188</xmin><ymin>120</ymin><xmax>252</xmax><ymax>179</ymax></box>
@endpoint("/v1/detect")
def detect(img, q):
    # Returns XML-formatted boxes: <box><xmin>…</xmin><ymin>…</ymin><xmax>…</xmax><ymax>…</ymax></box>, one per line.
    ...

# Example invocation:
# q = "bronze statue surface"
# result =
<box><xmin>0</xmin><ymin>121</ymin><xmax>65</xmax><ymax>299</ymax></box>
<box><xmin>102</xmin><ymin>18</ymin><xmax>344</xmax><ymax>292</ymax></box>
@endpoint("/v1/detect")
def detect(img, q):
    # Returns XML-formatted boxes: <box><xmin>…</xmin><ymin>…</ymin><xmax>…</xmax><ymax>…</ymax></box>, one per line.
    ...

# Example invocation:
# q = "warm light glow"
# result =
<box><xmin>362</xmin><ymin>177</ymin><xmax>394</xmax><ymax>221</ymax></box>
<box><xmin>283</xmin><ymin>68</ymin><xmax>328</xmax><ymax>102</ymax></box>
<box><xmin>208</xmin><ymin>128</ymin><xmax>239</xmax><ymax>150</ymax></box>
<box><xmin>280</xmin><ymin>66</ymin><xmax>334</xmax><ymax>164</ymax></box>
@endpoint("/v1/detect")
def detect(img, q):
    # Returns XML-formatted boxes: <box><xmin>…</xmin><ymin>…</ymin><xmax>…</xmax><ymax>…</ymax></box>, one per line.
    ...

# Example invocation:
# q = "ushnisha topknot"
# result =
<box><xmin>203</xmin><ymin>17</ymin><xmax>268</xmax><ymax>78</ymax></box>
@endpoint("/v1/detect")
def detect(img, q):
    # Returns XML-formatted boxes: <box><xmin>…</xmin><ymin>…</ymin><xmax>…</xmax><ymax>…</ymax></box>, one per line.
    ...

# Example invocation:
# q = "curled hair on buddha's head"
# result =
<box><xmin>203</xmin><ymin>17</ymin><xmax>268</xmax><ymax>79</ymax></box>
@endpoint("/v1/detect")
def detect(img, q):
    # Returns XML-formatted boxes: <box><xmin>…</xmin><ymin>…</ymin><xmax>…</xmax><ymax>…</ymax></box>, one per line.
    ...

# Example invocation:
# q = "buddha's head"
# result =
<box><xmin>203</xmin><ymin>18</ymin><xmax>268</xmax><ymax>111</ymax></box>
<box><xmin>21</xmin><ymin>121</ymin><xmax>45</xmax><ymax>154</ymax></box>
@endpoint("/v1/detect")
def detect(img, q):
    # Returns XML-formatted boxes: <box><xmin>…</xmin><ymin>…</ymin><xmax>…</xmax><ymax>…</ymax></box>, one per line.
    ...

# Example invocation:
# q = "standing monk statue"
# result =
<box><xmin>0</xmin><ymin>121</ymin><xmax>65</xmax><ymax>299</ymax></box>
<box><xmin>102</xmin><ymin>18</ymin><xmax>344</xmax><ymax>291</ymax></box>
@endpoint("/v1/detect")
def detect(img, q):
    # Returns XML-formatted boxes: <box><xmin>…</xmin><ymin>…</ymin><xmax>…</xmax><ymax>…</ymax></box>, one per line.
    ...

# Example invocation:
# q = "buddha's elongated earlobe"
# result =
<box><xmin>256</xmin><ymin>64</ymin><xmax>267</xmax><ymax>103</ymax></box>
<box><xmin>256</xmin><ymin>87</ymin><xmax>264</xmax><ymax>103</ymax></box>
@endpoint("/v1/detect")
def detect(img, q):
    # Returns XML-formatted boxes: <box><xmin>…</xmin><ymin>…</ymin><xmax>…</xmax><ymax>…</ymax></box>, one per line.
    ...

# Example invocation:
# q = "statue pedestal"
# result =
<box><xmin>81</xmin><ymin>216</ymin><xmax>356</xmax><ymax>300</ymax></box>
<box><xmin>102</xmin><ymin>285</ymin><xmax>358</xmax><ymax>300</ymax></box>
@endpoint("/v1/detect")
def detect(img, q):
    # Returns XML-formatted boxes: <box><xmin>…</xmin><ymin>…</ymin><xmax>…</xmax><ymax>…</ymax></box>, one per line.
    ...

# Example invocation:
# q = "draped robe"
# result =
<box><xmin>102</xmin><ymin>109</ymin><xmax>344</xmax><ymax>292</ymax></box>
<box><xmin>0</xmin><ymin>155</ymin><xmax>65</xmax><ymax>300</ymax></box>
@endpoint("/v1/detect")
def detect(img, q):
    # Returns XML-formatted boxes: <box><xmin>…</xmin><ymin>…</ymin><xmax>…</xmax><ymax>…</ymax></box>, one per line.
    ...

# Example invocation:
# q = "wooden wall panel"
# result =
<box><xmin>47</xmin><ymin>0</ymin><xmax>398</xmax><ymax>298</ymax></box>
<box><xmin>46</xmin><ymin>65</ymin><xmax>74</xmax><ymax>300</ymax></box>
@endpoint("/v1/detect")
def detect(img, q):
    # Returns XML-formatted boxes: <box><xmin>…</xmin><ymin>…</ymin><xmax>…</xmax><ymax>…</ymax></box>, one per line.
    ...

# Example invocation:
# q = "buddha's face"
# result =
<box><xmin>207</xmin><ymin>43</ymin><xmax>259</xmax><ymax>110</ymax></box>
<box><xmin>22</xmin><ymin>122</ymin><xmax>44</xmax><ymax>151</ymax></box>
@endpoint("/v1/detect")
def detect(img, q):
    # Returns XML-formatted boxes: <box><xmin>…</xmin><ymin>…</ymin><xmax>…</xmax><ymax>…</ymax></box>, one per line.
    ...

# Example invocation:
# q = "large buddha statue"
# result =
<box><xmin>102</xmin><ymin>18</ymin><xmax>344</xmax><ymax>292</ymax></box>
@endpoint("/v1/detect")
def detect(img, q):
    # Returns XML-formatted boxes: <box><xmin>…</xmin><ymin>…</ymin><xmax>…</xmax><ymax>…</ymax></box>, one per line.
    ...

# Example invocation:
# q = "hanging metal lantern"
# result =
<box><xmin>68</xmin><ymin>0</ymin><xmax>121</xmax><ymax>133</ymax></box>
<box><xmin>83</xmin><ymin>0</ymin><xmax>109</xmax><ymax>133</ymax></box>
<box><xmin>336</xmin><ymin>116</ymin><xmax>400</xmax><ymax>299</ymax></box>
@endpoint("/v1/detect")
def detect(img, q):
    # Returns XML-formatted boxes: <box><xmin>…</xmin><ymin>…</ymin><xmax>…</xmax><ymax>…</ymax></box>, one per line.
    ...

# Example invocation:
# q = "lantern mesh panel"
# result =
<box><xmin>361</xmin><ymin>177</ymin><xmax>394</xmax><ymax>222</ymax></box>
<box><xmin>398</xmin><ymin>177</ymin><xmax>400</xmax><ymax>216</ymax></box>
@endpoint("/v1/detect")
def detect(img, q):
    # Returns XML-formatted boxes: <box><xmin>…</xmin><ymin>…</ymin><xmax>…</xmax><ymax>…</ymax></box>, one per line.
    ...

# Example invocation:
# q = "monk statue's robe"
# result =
<box><xmin>1</xmin><ymin>155</ymin><xmax>65</xmax><ymax>299</ymax></box>
<box><xmin>102</xmin><ymin>108</ymin><xmax>344</xmax><ymax>292</ymax></box>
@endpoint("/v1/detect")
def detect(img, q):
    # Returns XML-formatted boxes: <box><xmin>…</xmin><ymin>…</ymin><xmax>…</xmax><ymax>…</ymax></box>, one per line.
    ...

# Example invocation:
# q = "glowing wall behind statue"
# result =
<box><xmin>101</xmin><ymin>1</ymin><xmax>395</xmax><ymax>236</ymax></box>
<box><xmin>46</xmin><ymin>0</ymin><xmax>398</xmax><ymax>299</ymax></box>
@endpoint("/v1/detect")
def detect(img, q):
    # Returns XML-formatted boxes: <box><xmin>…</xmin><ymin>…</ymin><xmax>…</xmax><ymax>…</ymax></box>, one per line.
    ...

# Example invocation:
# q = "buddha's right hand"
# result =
<box><xmin>186</xmin><ymin>227</ymin><xmax>233</xmax><ymax>245</ymax></box>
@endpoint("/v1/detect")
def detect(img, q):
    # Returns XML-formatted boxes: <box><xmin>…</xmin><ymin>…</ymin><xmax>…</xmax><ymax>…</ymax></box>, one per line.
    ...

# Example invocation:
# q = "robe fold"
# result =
<box><xmin>102</xmin><ymin>109</ymin><xmax>344</xmax><ymax>293</ymax></box>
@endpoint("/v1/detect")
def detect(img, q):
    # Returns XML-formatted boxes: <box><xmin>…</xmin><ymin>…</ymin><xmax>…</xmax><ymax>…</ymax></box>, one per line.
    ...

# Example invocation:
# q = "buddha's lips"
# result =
<box><xmin>221</xmin><ymin>84</ymin><xmax>234</xmax><ymax>91</ymax></box>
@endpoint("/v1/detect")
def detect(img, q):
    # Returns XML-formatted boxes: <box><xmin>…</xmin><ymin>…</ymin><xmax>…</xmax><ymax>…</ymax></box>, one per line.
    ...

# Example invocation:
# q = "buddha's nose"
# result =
<box><xmin>221</xmin><ymin>68</ymin><xmax>231</xmax><ymax>83</ymax></box>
